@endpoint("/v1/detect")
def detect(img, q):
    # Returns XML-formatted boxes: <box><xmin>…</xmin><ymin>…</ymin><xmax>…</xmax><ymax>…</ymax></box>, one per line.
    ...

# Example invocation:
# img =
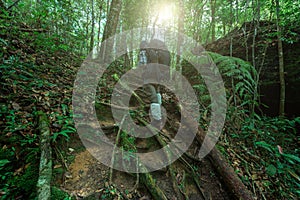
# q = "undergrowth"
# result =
<box><xmin>0</xmin><ymin>107</ymin><xmax>39</xmax><ymax>199</ymax></box>
<box><xmin>236</xmin><ymin>116</ymin><xmax>300</xmax><ymax>199</ymax></box>
<box><xmin>0</xmin><ymin>52</ymin><xmax>77</xmax><ymax>199</ymax></box>
<box><xmin>189</xmin><ymin>52</ymin><xmax>300</xmax><ymax>199</ymax></box>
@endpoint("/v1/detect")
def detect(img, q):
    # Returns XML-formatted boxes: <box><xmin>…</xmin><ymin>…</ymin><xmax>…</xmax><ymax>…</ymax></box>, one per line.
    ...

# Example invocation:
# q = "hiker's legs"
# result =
<box><xmin>145</xmin><ymin>84</ymin><xmax>158</xmax><ymax>103</ymax></box>
<box><xmin>144</xmin><ymin>84</ymin><xmax>163</xmax><ymax>125</ymax></box>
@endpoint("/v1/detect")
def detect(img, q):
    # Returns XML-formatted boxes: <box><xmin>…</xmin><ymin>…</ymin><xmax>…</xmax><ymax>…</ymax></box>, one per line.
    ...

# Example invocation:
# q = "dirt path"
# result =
<box><xmin>60</xmin><ymin>142</ymin><xmax>230</xmax><ymax>200</ymax></box>
<box><xmin>55</xmin><ymin>101</ymin><xmax>232</xmax><ymax>200</ymax></box>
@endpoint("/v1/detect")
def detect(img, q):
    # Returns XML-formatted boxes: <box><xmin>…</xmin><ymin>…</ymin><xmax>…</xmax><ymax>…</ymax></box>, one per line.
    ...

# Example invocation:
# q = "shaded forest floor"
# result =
<box><xmin>0</xmin><ymin>26</ymin><xmax>299</xmax><ymax>200</ymax></box>
<box><xmin>0</xmin><ymin>42</ymin><xmax>232</xmax><ymax>199</ymax></box>
<box><xmin>55</xmin><ymin>106</ymin><xmax>230</xmax><ymax>200</ymax></box>
<box><xmin>50</xmin><ymin>63</ymin><xmax>232</xmax><ymax>199</ymax></box>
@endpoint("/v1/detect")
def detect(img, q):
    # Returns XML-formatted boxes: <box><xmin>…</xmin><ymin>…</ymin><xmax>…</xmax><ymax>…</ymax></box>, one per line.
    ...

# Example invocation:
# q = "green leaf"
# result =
<box><xmin>255</xmin><ymin>141</ymin><xmax>273</xmax><ymax>153</ymax></box>
<box><xmin>287</xmin><ymin>169</ymin><xmax>300</xmax><ymax>182</ymax></box>
<box><xmin>52</xmin><ymin>130</ymin><xmax>71</xmax><ymax>142</ymax></box>
<box><xmin>282</xmin><ymin>153</ymin><xmax>300</xmax><ymax>163</ymax></box>
<box><xmin>294</xmin><ymin>117</ymin><xmax>300</xmax><ymax>124</ymax></box>
<box><xmin>0</xmin><ymin>159</ymin><xmax>10</xmax><ymax>169</ymax></box>
<box><xmin>61</xmin><ymin>104</ymin><xmax>68</xmax><ymax>115</ymax></box>
<box><xmin>0</xmin><ymin>38</ymin><xmax>8</xmax><ymax>45</ymax></box>
<box><xmin>266</xmin><ymin>164</ymin><xmax>277</xmax><ymax>176</ymax></box>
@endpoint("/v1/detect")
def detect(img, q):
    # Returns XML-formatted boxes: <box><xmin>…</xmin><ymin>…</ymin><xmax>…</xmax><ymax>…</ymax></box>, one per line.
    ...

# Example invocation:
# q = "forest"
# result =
<box><xmin>0</xmin><ymin>0</ymin><xmax>299</xmax><ymax>199</ymax></box>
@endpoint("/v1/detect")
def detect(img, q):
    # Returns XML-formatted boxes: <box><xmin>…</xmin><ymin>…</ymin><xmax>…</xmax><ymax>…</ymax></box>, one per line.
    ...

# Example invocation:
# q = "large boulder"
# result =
<box><xmin>205</xmin><ymin>21</ymin><xmax>300</xmax><ymax>117</ymax></box>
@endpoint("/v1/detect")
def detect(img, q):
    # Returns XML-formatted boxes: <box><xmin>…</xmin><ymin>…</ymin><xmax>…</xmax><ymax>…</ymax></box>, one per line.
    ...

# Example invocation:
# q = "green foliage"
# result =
<box><xmin>0</xmin><ymin>147</ymin><xmax>40</xmax><ymax>199</ymax></box>
<box><xmin>192</xmin><ymin>51</ymin><xmax>257</xmax><ymax>109</ymax></box>
<box><xmin>209</xmin><ymin>52</ymin><xmax>257</xmax><ymax>104</ymax></box>
<box><xmin>51</xmin><ymin>187</ymin><xmax>73</xmax><ymax>200</ymax></box>
<box><xmin>241</xmin><ymin>116</ymin><xmax>298</xmax><ymax>146</ymax></box>
<box><xmin>0</xmin><ymin>160</ymin><xmax>10</xmax><ymax>170</ymax></box>
<box><xmin>0</xmin><ymin>80</ymin><xmax>40</xmax><ymax>199</ymax></box>
<box><xmin>1</xmin><ymin>1</ymin><xmax>299</xmax><ymax>200</ymax></box>
<box><xmin>50</xmin><ymin>106</ymin><xmax>76</xmax><ymax>143</ymax></box>
<box><xmin>203</xmin><ymin>49</ymin><xmax>300</xmax><ymax>199</ymax></box>
<box><xmin>120</xmin><ymin>131</ymin><xmax>136</xmax><ymax>152</ymax></box>
<box><xmin>122</xmin><ymin>0</ymin><xmax>151</xmax><ymax>29</ymax></box>
<box><xmin>190</xmin><ymin>52</ymin><xmax>258</xmax><ymax>130</ymax></box>
<box><xmin>12</xmin><ymin>164</ymin><xmax>39</xmax><ymax>197</ymax></box>
<box><xmin>237</xmin><ymin>116</ymin><xmax>300</xmax><ymax>199</ymax></box>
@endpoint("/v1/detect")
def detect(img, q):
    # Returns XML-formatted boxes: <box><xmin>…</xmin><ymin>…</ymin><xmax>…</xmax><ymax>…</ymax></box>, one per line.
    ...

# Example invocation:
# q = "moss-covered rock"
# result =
<box><xmin>205</xmin><ymin>21</ymin><xmax>300</xmax><ymax>116</ymax></box>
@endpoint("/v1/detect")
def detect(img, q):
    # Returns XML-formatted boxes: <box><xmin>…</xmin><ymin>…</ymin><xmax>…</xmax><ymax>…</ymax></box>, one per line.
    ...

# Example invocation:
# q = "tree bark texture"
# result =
<box><xmin>90</xmin><ymin>0</ymin><xmax>95</xmax><ymax>52</ymax></box>
<box><xmin>100</xmin><ymin>0</ymin><xmax>122</xmax><ymax>62</ymax></box>
<box><xmin>210</xmin><ymin>0</ymin><xmax>216</xmax><ymax>42</ymax></box>
<box><xmin>36</xmin><ymin>111</ymin><xmax>52</xmax><ymax>200</ymax></box>
<box><xmin>181</xmin><ymin>110</ymin><xmax>255</xmax><ymax>200</ymax></box>
<box><xmin>276</xmin><ymin>0</ymin><xmax>285</xmax><ymax>116</ymax></box>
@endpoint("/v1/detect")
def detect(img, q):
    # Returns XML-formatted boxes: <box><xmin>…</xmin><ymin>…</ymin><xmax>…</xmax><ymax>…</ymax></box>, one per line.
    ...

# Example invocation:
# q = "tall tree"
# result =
<box><xmin>176</xmin><ymin>0</ymin><xmax>184</xmax><ymax>88</ymax></box>
<box><xmin>177</xmin><ymin>0</ymin><xmax>184</xmax><ymax>63</ymax></box>
<box><xmin>210</xmin><ymin>0</ymin><xmax>216</xmax><ymax>42</ymax></box>
<box><xmin>275</xmin><ymin>0</ymin><xmax>285</xmax><ymax>116</ymax></box>
<box><xmin>229</xmin><ymin>0</ymin><xmax>234</xmax><ymax>57</ymax></box>
<box><xmin>235</xmin><ymin>0</ymin><xmax>239</xmax><ymax>23</ymax></box>
<box><xmin>251</xmin><ymin>0</ymin><xmax>260</xmax><ymax>69</ymax></box>
<box><xmin>100</xmin><ymin>0</ymin><xmax>122</xmax><ymax>62</ymax></box>
<box><xmin>97</xmin><ymin>1</ymin><xmax>103</xmax><ymax>47</ymax></box>
<box><xmin>101</xmin><ymin>0</ymin><xmax>122</xmax><ymax>42</ymax></box>
<box><xmin>86</xmin><ymin>3</ymin><xmax>90</xmax><ymax>54</ymax></box>
<box><xmin>90</xmin><ymin>0</ymin><xmax>95</xmax><ymax>52</ymax></box>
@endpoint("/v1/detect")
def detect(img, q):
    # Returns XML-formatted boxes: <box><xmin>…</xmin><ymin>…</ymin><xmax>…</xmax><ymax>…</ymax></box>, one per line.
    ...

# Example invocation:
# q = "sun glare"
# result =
<box><xmin>156</xmin><ymin>4</ymin><xmax>174</xmax><ymax>25</ymax></box>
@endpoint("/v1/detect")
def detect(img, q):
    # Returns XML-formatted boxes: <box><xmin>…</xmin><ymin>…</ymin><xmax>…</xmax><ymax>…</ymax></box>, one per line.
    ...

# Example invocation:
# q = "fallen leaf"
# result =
<box><xmin>54</xmin><ymin>164</ymin><xmax>62</xmax><ymax>169</ymax></box>
<box><xmin>277</xmin><ymin>145</ymin><xmax>283</xmax><ymax>154</ymax></box>
<box><xmin>24</xmin><ymin>163</ymin><xmax>30</xmax><ymax>169</ymax></box>
<box><xmin>287</xmin><ymin>169</ymin><xmax>300</xmax><ymax>181</ymax></box>
<box><xmin>14</xmin><ymin>166</ymin><xmax>24</xmax><ymax>176</ymax></box>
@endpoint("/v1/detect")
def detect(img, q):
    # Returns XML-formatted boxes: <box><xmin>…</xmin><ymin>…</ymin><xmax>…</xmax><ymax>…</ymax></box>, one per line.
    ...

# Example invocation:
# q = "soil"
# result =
<box><xmin>56</xmin><ymin>137</ymin><xmax>231</xmax><ymax>200</ymax></box>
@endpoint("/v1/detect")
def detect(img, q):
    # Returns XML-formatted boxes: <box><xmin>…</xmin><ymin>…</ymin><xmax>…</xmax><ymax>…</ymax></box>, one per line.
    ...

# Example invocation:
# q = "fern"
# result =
<box><xmin>207</xmin><ymin>52</ymin><xmax>257</xmax><ymax>107</ymax></box>
<box><xmin>187</xmin><ymin>51</ymin><xmax>258</xmax><ymax>123</ymax></box>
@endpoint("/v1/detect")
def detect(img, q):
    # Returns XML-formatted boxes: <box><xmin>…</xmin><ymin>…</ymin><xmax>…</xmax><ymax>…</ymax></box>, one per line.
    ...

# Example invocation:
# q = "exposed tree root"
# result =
<box><xmin>96</xmin><ymin>101</ymin><xmax>138</xmax><ymax>111</ymax></box>
<box><xmin>95</xmin><ymin>77</ymin><xmax>254</xmax><ymax>199</ymax></box>
<box><xmin>139</xmin><ymin>172</ymin><xmax>168</xmax><ymax>200</ymax></box>
<box><xmin>137</xmin><ymin>117</ymin><xmax>205</xmax><ymax>200</ymax></box>
<box><xmin>36</xmin><ymin>111</ymin><xmax>52</xmax><ymax>200</ymax></box>
<box><xmin>110</xmin><ymin>114</ymin><xmax>127</xmax><ymax>184</ymax></box>
<box><xmin>181</xmin><ymin>110</ymin><xmax>255</xmax><ymax>200</ymax></box>
<box><xmin>106</xmin><ymin>112</ymin><xmax>168</xmax><ymax>199</ymax></box>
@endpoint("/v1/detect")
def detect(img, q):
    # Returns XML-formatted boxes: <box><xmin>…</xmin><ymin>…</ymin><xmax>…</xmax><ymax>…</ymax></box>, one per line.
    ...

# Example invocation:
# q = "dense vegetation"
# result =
<box><xmin>0</xmin><ymin>0</ymin><xmax>299</xmax><ymax>199</ymax></box>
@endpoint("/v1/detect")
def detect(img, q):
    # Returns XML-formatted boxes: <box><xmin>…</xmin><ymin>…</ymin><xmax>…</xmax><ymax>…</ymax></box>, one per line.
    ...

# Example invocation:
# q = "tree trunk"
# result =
<box><xmin>97</xmin><ymin>2</ymin><xmax>103</xmax><ymax>47</ymax></box>
<box><xmin>235</xmin><ymin>0</ymin><xmax>239</xmax><ymax>23</ymax></box>
<box><xmin>86</xmin><ymin>5</ymin><xmax>90</xmax><ymax>54</ymax></box>
<box><xmin>204</xmin><ymin>140</ymin><xmax>255</xmax><ymax>200</ymax></box>
<box><xmin>229</xmin><ymin>0</ymin><xmax>233</xmax><ymax>57</ymax></box>
<box><xmin>251</xmin><ymin>0</ymin><xmax>260</xmax><ymax>69</ymax></box>
<box><xmin>90</xmin><ymin>0</ymin><xmax>95</xmax><ymax>52</ymax></box>
<box><xmin>192</xmin><ymin>0</ymin><xmax>207</xmax><ymax>43</ymax></box>
<box><xmin>210</xmin><ymin>0</ymin><xmax>216</xmax><ymax>42</ymax></box>
<box><xmin>276</xmin><ymin>0</ymin><xmax>285</xmax><ymax>116</ymax></box>
<box><xmin>36</xmin><ymin>111</ymin><xmax>52</xmax><ymax>200</ymax></box>
<box><xmin>100</xmin><ymin>0</ymin><xmax>122</xmax><ymax>62</ymax></box>
<box><xmin>177</xmin><ymin>0</ymin><xmax>184</xmax><ymax>63</ymax></box>
<box><xmin>181</xmin><ymin>110</ymin><xmax>255</xmax><ymax>200</ymax></box>
<box><xmin>176</xmin><ymin>0</ymin><xmax>184</xmax><ymax>88</ymax></box>
<box><xmin>101</xmin><ymin>0</ymin><xmax>122</xmax><ymax>41</ymax></box>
